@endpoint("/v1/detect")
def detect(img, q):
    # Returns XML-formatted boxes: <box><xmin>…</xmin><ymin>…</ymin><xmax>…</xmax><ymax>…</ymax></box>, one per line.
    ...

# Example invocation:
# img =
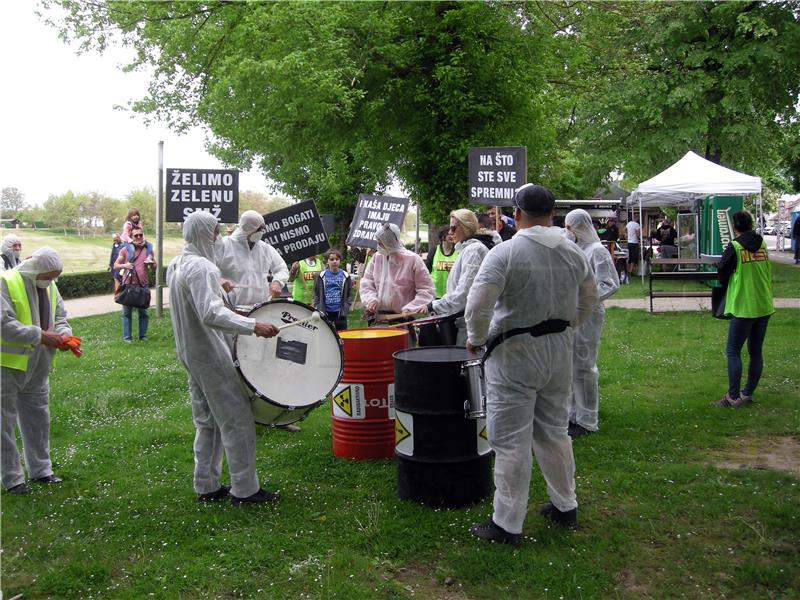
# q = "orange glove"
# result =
<box><xmin>59</xmin><ymin>336</ymin><xmax>83</xmax><ymax>358</ymax></box>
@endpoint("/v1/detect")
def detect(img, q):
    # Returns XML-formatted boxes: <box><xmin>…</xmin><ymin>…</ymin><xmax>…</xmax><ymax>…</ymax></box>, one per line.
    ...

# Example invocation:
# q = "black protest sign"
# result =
<box><xmin>346</xmin><ymin>194</ymin><xmax>409</xmax><ymax>249</ymax></box>
<box><xmin>468</xmin><ymin>147</ymin><xmax>527</xmax><ymax>207</ymax></box>
<box><xmin>320</xmin><ymin>214</ymin><xmax>335</xmax><ymax>237</ymax></box>
<box><xmin>262</xmin><ymin>200</ymin><xmax>330</xmax><ymax>263</ymax></box>
<box><xmin>165</xmin><ymin>168</ymin><xmax>239</xmax><ymax>223</ymax></box>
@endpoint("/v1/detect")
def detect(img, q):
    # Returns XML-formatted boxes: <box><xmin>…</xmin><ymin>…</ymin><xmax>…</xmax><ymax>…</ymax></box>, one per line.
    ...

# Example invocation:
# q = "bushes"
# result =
<box><xmin>404</xmin><ymin>241</ymin><xmax>429</xmax><ymax>255</ymax></box>
<box><xmin>57</xmin><ymin>270</ymin><xmax>156</xmax><ymax>300</ymax></box>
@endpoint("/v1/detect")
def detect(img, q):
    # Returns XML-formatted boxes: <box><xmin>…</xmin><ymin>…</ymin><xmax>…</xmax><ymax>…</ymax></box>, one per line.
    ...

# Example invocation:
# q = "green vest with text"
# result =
<box><xmin>292</xmin><ymin>258</ymin><xmax>323</xmax><ymax>305</ymax></box>
<box><xmin>0</xmin><ymin>269</ymin><xmax>58</xmax><ymax>371</ymax></box>
<box><xmin>431</xmin><ymin>245</ymin><xmax>459</xmax><ymax>299</ymax></box>
<box><xmin>724</xmin><ymin>240</ymin><xmax>774</xmax><ymax>318</ymax></box>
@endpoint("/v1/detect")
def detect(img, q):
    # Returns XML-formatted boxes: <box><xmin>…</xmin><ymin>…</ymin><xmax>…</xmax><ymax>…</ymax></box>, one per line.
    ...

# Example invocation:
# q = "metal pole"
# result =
<box><xmin>415</xmin><ymin>200</ymin><xmax>420</xmax><ymax>254</ymax></box>
<box><xmin>156</xmin><ymin>141</ymin><xmax>164</xmax><ymax>318</ymax></box>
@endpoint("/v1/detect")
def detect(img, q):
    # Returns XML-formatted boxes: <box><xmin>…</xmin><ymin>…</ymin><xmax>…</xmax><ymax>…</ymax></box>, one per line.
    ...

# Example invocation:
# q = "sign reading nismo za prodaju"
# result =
<box><xmin>166</xmin><ymin>168</ymin><xmax>239</xmax><ymax>223</ymax></box>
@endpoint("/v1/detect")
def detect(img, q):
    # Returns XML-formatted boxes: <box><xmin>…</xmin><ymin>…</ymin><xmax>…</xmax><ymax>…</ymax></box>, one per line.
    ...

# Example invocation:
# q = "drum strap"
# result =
<box><xmin>483</xmin><ymin>319</ymin><xmax>570</xmax><ymax>363</ymax></box>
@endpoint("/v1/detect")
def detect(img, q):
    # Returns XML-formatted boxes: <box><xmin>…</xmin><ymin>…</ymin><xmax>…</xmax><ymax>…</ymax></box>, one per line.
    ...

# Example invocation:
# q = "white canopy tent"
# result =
<box><xmin>628</xmin><ymin>151</ymin><xmax>762</xmax><ymax>275</ymax></box>
<box><xmin>629</xmin><ymin>151</ymin><xmax>762</xmax><ymax>207</ymax></box>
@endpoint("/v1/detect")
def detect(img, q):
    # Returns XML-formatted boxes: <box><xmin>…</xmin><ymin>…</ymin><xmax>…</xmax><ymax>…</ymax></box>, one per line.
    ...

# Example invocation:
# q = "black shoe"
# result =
<box><xmin>231</xmin><ymin>487</ymin><xmax>280</xmax><ymax>506</ymax></box>
<box><xmin>6</xmin><ymin>483</ymin><xmax>31</xmax><ymax>495</ymax></box>
<box><xmin>568</xmin><ymin>422</ymin><xmax>592</xmax><ymax>438</ymax></box>
<box><xmin>470</xmin><ymin>519</ymin><xmax>521</xmax><ymax>545</ymax></box>
<box><xmin>539</xmin><ymin>502</ymin><xmax>579</xmax><ymax>530</ymax></box>
<box><xmin>31</xmin><ymin>474</ymin><xmax>63</xmax><ymax>484</ymax></box>
<box><xmin>197</xmin><ymin>485</ymin><xmax>230</xmax><ymax>503</ymax></box>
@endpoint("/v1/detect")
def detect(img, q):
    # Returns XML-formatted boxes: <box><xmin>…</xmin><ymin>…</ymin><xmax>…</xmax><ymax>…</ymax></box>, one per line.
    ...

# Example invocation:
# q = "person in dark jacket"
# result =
<box><xmin>108</xmin><ymin>233</ymin><xmax>124</xmax><ymax>293</ymax></box>
<box><xmin>312</xmin><ymin>248</ymin><xmax>353</xmax><ymax>331</ymax></box>
<box><xmin>714</xmin><ymin>211</ymin><xmax>774</xmax><ymax>408</ymax></box>
<box><xmin>792</xmin><ymin>217</ymin><xmax>800</xmax><ymax>264</ymax></box>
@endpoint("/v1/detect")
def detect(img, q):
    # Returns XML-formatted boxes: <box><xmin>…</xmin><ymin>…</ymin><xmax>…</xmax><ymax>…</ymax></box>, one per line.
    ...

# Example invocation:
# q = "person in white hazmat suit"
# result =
<box><xmin>216</xmin><ymin>210</ymin><xmax>289</xmax><ymax>307</ymax></box>
<box><xmin>465</xmin><ymin>184</ymin><xmax>597</xmax><ymax>544</ymax></box>
<box><xmin>359</xmin><ymin>223</ymin><xmax>434</xmax><ymax>321</ymax></box>
<box><xmin>564</xmin><ymin>209</ymin><xmax>620</xmax><ymax>437</ymax></box>
<box><xmin>417</xmin><ymin>209</ymin><xmax>494</xmax><ymax>345</ymax></box>
<box><xmin>1</xmin><ymin>234</ymin><xmax>23</xmax><ymax>271</ymax></box>
<box><xmin>1</xmin><ymin>247</ymin><xmax>72</xmax><ymax>495</ymax></box>
<box><xmin>167</xmin><ymin>211</ymin><xmax>281</xmax><ymax>505</ymax></box>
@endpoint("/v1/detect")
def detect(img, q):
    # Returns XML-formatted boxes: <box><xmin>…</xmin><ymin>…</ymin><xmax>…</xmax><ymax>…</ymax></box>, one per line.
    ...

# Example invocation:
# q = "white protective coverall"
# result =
<box><xmin>465</xmin><ymin>225</ymin><xmax>597</xmax><ymax>534</ymax></box>
<box><xmin>565</xmin><ymin>209</ymin><xmax>620</xmax><ymax>431</ymax></box>
<box><xmin>1</xmin><ymin>247</ymin><xmax>71</xmax><ymax>489</ymax></box>
<box><xmin>216</xmin><ymin>210</ymin><xmax>289</xmax><ymax>307</ymax></box>
<box><xmin>1</xmin><ymin>234</ymin><xmax>22</xmax><ymax>272</ymax></box>
<box><xmin>431</xmin><ymin>237</ymin><xmax>491</xmax><ymax>345</ymax></box>
<box><xmin>359</xmin><ymin>224</ymin><xmax>434</xmax><ymax>314</ymax></box>
<box><xmin>167</xmin><ymin>212</ymin><xmax>263</xmax><ymax>498</ymax></box>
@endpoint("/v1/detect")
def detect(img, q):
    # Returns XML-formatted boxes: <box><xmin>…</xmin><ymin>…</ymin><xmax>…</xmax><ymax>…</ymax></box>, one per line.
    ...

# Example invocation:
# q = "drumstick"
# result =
<box><xmin>276</xmin><ymin>311</ymin><xmax>322</xmax><ymax>331</ymax></box>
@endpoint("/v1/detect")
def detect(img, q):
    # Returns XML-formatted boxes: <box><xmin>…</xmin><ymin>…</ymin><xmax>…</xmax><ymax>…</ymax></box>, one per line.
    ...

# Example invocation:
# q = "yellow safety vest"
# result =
<box><xmin>0</xmin><ymin>269</ymin><xmax>58</xmax><ymax>372</ymax></box>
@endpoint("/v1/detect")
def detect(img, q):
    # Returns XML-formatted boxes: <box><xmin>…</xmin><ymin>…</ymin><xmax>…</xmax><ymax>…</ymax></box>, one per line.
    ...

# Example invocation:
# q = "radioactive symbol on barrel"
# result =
<box><xmin>333</xmin><ymin>386</ymin><xmax>352</xmax><ymax>417</ymax></box>
<box><xmin>395</xmin><ymin>410</ymin><xmax>414</xmax><ymax>456</ymax></box>
<box><xmin>476</xmin><ymin>420</ymin><xmax>491</xmax><ymax>455</ymax></box>
<box><xmin>395</xmin><ymin>419</ymin><xmax>410</xmax><ymax>445</ymax></box>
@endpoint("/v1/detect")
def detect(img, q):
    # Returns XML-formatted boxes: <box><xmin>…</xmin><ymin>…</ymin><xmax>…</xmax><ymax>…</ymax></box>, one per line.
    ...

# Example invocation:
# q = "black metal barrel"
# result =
<box><xmin>393</xmin><ymin>347</ymin><xmax>493</xmax><ymax>508</ymax></box>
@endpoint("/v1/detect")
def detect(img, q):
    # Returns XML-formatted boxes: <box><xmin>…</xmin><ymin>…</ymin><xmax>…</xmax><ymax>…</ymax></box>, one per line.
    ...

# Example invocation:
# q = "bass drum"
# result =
<box><xmin>234</xmin><ymin>299</ymin><xmax>344</xmax><ymax>427</ymax></box>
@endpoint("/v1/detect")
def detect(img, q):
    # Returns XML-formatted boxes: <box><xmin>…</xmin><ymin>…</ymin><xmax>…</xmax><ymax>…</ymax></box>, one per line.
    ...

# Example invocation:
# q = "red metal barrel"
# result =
<box><xmin>331</xmin><ymin>328</ymin><xmax>409</xmax><ymax>459</ymax></box>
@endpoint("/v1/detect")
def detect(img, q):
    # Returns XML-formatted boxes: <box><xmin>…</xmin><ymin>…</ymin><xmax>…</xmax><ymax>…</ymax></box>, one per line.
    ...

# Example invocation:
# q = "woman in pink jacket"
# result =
<box><xmin>360</xmin><ymin>223</ymin><xmax>434</xmax><ymax>323</ymax></box>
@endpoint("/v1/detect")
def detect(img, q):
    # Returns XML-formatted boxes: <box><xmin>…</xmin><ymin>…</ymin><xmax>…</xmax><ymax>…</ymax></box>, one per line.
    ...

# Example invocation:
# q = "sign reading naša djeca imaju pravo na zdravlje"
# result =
<box><xmin>346</xmin><ymin>194</ymin><xmax>409</xmax><ymax>250</ymax></box>
<box><xmin>166</xmin><ymin>168</ymin><xmax>239</xmax><ymax>223</ymax></box>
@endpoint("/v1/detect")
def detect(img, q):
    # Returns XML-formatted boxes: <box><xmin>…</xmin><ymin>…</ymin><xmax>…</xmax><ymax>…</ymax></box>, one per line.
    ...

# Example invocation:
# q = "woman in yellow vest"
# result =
<box><xmin>714</xmin><ymin>211</ymin><xmax>774</xmax><ymax>408</ymax></box>
<box><xmin>289</xmin><ymin>255</ymin><xmax>324</xmax><ymax>306</ymax></box>
<box><xmin>1</xmin><ymin>247</ymin><xmax>72</xmax><ymax>495</ymax></box>
<box><xmin>425</xmin><ymin>227</ymin><xmax>459</xmax><ymax>299</ymax></box>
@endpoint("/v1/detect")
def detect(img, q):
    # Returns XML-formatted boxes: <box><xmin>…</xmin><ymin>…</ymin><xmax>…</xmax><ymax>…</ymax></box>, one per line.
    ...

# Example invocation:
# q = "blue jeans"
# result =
<box><xmin>726</xmin><ymin>315</ymin><xmax>770</xmax><ymax>399</ymax></box>
<box><xmin>122</xmin><ymin>306</ymin><xmax>149</xmax><ymax>340</ymax></box>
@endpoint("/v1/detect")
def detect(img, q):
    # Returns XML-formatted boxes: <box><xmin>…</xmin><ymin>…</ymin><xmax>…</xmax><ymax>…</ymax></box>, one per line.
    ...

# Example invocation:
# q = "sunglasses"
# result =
<box><xmin>448</xmin><ymin>225</ymin><xmax>458</xmax><ymax>232</ymax></box>
<box><xmin>132</xmin><ymin>234</ymin><xmax>144</xmax><ymax>239</ymax></box>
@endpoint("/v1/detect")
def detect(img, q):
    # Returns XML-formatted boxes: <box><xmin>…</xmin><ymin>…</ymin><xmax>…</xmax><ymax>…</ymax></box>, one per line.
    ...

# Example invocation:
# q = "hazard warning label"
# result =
<box><xmin>331</xmin><ymin>383</ymin><xmax>365</xmax><ymax>419</ymax></box>
<box><xmin>476</xmin><ymin>419</ymin><xmax>491</xmax><ymax>455</ymax></box>
<box><xmin>395</xmin><ymin>410</ymin><xmax>414</xmax><ymax>456</ymax></box>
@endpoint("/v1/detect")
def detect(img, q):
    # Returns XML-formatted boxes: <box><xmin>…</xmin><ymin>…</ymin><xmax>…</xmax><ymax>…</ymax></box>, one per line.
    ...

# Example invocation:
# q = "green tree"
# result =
<box><xmin>561</xmin><ymin>1</ymin><xmax>800</xmax><ymax>187</ymax></box>
<box><xmin>1</xmin><ymin>187</ymin><xmax>28</xmax><ymax>217</ymax></box>
<box><xmin>43</xmin><ymin>192</ymin><xmax>81</xmax><ymax>234</ymax></box>
<box><xmin>45</xmin><ymin>1</ymin><xmax>557</xmax><ymax>229</ymax></box>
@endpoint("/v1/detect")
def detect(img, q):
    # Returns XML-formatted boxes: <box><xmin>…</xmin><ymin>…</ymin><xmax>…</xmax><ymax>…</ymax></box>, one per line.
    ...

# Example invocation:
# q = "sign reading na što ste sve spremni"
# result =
<box><xmin>166</xmin><ymin>168</ymin><xmax>239</xmax><ymax>223</ymax></box>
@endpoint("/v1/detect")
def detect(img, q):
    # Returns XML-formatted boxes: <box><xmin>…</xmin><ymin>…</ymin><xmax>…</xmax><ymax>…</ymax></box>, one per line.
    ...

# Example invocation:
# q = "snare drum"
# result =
<box><xmin>411</xmin><ymin>314</ymin><xmax>458</xmax><ymax>347</ymax></box>
<box><xmin>234</xmin><ymin>299</ymin><xmax>344</xmax><ymax>427</ymax></box>
<box><xmin>461</xmin><ymin>358</ymin><xmax>487</xmax><ymax>419</ymax></box>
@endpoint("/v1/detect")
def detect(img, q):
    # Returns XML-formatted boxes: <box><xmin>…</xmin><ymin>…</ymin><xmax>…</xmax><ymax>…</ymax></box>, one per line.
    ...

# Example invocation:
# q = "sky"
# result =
<box><xmin>0</xmin><ymin>2</ymin><xmax>273</xmax><ymax>206</ymax></box>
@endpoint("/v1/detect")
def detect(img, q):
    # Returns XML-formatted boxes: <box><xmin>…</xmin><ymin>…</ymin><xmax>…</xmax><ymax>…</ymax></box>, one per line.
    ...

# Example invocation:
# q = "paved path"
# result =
<box><xmin>64</xmin><ymin>286</ymin><xmax>797</xmax><ymax>318</ymax></box>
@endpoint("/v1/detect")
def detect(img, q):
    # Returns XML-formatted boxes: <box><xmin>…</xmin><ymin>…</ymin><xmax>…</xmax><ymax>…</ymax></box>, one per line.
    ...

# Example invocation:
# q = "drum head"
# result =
<box><xmin>234</xmin><ymin>299</ymin><xmax>343</xmax><ymax>408</ymax></box>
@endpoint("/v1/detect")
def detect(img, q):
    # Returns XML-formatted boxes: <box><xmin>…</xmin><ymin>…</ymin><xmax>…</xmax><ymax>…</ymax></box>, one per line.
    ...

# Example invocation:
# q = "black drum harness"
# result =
<box><xmin>480</xmin><ymin>319</ymin><xmax>571</xmax><ymax>363</ymax></box>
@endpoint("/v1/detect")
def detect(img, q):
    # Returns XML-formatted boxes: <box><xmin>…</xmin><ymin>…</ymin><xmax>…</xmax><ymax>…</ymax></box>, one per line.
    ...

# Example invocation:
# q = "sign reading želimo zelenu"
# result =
<box><xmin>468</xmin><ymin>147</ymin><xmax>527</xmax><ymax>207</ymax></box>
<box><xmin>165</xmin><ymin>168</ymin><xmax>239</xmax><ymax>223</ymax></box>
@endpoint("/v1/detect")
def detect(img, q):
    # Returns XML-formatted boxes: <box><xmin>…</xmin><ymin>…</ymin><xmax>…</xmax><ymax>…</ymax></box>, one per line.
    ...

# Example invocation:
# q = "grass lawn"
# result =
<box><xmin>4</xmin><ymin>230</ymin><xmax>185</xmax><ymax>274</ymax></box>
<box><xmin>2</xmin><ymin>307</ymin><xmax>798</xmax><ymax>599</ymax></box>
<box><xmin>612</xmin><ymin>261</ymin><xmax>799</xmax><ymax>300</ymax></box>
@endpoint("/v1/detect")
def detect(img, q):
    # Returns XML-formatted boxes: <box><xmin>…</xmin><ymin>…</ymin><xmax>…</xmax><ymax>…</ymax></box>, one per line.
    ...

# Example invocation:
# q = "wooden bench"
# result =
<box><xmin>649</xmin><ymin>258</ymin><xmax>718</xmax><ymax>313</ymax></box>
